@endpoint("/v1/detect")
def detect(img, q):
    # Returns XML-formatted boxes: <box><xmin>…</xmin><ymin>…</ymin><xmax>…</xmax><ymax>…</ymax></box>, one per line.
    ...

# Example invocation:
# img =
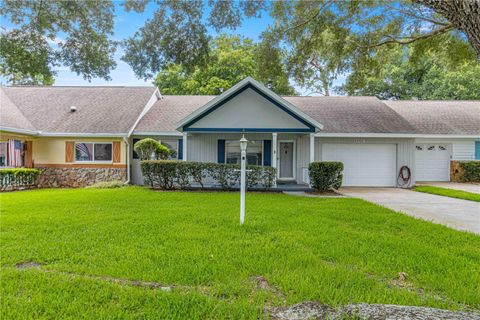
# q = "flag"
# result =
<box><xmin>7</xmin><ymin>139</ymin><xmax>23</xmax><ymax>167</ymax></box>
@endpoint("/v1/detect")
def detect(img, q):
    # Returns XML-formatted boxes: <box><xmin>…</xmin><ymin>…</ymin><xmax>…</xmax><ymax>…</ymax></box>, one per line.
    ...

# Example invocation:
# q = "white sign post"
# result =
<box><xmin>239</xmin><ymin>135</ymin><xmax>248</xmax><ymax>225</ymax></box>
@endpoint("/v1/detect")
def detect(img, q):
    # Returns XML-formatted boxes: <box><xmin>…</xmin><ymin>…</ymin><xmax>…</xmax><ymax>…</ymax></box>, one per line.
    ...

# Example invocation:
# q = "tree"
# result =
<box><xmin>154</xmin><ymin>35</ymin><xmax>295</xmax><ymax>95</ymax></box>
<box><xmin>0</xmin><ymin>0</ymin><xmax>117</xmax><ymax>85</ymax></box>
<box><xmin>340</xmin><ymin>35</ymin><xmax>480</xmax><ymax>100</ymax></box>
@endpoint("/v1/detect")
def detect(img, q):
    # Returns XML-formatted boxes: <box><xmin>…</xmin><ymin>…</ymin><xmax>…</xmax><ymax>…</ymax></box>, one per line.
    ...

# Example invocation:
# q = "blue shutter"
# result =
<box><xmin>132</xmin><ymin>138</ymin><xmax>140</xmax><ymax>159</ymax></box>
<box><xmin>263</xmin><ymin>140</ymin><xmax>272</xmax><ymax>166</ymax></box>
<box><xmin>475</xmin><ymin>141</ymin><xmax>480</xmax><ymax>160</ymax></box>
<box><xmin>178</xmin><ymin>139</ymin><xmax>183</xmax><ymax>160</ymax></box>
<box><xmin>218</xmin><ymin>139</ymin><xmax>225</xmax><ymax>163</ymax></box>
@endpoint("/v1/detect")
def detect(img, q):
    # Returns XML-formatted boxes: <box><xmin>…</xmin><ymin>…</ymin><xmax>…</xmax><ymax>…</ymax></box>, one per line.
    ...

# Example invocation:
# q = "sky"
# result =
<box><xmin>1</xmin><ymin>1</ymin><xmax>346</xmax><ymax>93</ymax></box>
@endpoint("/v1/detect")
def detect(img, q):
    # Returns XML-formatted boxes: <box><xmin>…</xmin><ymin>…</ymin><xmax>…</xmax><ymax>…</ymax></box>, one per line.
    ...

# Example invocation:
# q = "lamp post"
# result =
<box><xmin>239</xmin><ymin>135</ymin><xmax>248</xmax><ymax>225</ymax></box>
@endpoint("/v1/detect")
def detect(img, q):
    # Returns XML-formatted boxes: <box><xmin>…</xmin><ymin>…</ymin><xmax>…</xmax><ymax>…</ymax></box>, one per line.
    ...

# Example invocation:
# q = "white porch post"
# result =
<box><xmin>272</xmin><ymin>132</ymin><xmax>277</xmax><ymax>187</ymax></box>
<box><xmin>309</xmin><ymin>133</ymin><xmax>315</xmax><ymax>163</ymax></box>
<box><xmin>182</xmin><ymin>132</ymin><xmax>188</xmax><ymax>161</ymax></box>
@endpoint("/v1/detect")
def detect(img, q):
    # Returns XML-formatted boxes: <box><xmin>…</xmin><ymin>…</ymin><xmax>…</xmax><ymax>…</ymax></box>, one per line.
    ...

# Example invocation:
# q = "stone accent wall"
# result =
<box><xmin>37</xmin><ymin>167</ymin><xmax>127</xmax><ymax>188</ymax></box>
<box><xmin>450</xmin><ymin>161</ymin><xmax>464</xmax><ymax>182</ymax></box>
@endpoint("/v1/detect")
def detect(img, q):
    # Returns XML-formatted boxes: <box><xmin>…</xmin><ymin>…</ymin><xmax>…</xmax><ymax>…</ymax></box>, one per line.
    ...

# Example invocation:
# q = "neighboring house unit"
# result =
<box><xmin>1</xmin><ymin>77</ymin><xmax>479</xmax><ymax>188</ymax></box>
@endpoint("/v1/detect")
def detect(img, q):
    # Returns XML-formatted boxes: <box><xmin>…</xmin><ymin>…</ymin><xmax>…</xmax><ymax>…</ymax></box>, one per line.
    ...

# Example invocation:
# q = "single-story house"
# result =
<box><xmin>1</xmin><ymin>77</ymin><xmax>479</xmax><ymax>188</ymax></box>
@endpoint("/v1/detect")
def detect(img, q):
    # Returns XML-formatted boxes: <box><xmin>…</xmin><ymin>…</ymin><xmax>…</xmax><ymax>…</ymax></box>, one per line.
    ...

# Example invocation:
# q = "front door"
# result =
<box><xmin>279</xmin><ymin>141</ymin><xmax>295</xmax><ymax>179</ymax></box>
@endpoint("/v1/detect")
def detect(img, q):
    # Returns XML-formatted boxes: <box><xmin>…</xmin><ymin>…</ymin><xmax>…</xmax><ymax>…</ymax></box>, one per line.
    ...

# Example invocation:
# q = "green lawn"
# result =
<box><xmin>414</xmin><ymin>185</ymin><xmax>480</xmax><ymax>202</ymax></box>
<box><xmin>1</xmin><ymin>187</ymin><xmax>479</xmax><ymax>319</ymax></box>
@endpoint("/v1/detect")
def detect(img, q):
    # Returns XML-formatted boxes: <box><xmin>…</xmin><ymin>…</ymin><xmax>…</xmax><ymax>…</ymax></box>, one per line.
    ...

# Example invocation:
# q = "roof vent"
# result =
<box><xmin>70</xmin><ymin>106</ymin><xmax>77</xmax><ymax>112</ymax></box>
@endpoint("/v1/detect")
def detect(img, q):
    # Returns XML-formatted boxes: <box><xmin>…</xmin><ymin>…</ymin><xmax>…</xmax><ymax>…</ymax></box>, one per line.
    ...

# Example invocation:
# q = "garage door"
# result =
<box><xmin>322</xmin><ymin>144</ymin><xmax>397</xmax><ymax>187</ymax></box>
<box><xmin>415</xmin><ymin>144</ymin><xmax>450</xmax><ymax>181</ymax></box>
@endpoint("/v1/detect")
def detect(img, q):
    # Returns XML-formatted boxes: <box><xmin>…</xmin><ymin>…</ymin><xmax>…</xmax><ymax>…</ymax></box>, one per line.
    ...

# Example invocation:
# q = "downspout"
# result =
<box><xmin>123</xmin><ymin>136</ymin><xmax>130</xmax><ymax>185</ymax></box>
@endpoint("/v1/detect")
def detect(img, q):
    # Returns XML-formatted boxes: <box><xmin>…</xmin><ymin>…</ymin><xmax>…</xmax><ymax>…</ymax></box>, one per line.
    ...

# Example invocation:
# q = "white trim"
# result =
<box><xmin>277</xmin><ymin>140</ymin><xmax>296</xmax><ymax>180</ymax></box>
<box><xmin>175</xmin><ymin>77</ymin><xmax>323</xmax><ymax>131</ymax></box>
<box><xmin>127</xmin><ymin>88</ymin><xmax>161</xmax><ymax>137</ymax></box>
<box><xmin>309</xmin><ymin>133</ymin><xmax>315</xmax><ymax>163</ymax></box>
<box><xmin>182</xmin><ymin>132</ymin><xmax>188</xmax><ymax>161</ymax></box>
<box><xmin>0</xmin><ymin>126</ymin><xmax>38</xmax><ymax>136</ymax></box>
<box><xmin>315</xmin><ymin>133</ymin><xmax>480</xmax><ymax>139</ymax></box>
<box><xmin>74</xmin><ymin>141</ymin><xmax>113</xmax><ymax>163</ymax></box>
<box><xmin>39</xmin><ymin>132</ymin><xmax>126</xmax><ymax>137</ymax></box>
<box><xmin>132</xmin><ymin>131</ymin><xmax>183</xmax><ymax>137</ymax></box>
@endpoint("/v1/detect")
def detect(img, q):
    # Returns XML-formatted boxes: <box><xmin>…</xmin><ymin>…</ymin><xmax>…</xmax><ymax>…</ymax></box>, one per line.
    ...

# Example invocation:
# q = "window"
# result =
<box><xmin>427</xmin><ymin>145</ymin><xmax>435</xmax><ymax>151</ymax></box>
<box><xmin>160</xmin><ymin>139</ymin><xmax>178</xmax><ymax>160</ymax></box>
<box><xmin>0</xmin><ymin>142</ymin><xmax>7</xmax><ymax>167</ymax></box>
<box><xmin>438</xmin><ymin>145</ymin><xmax>447</xmax><ymax>151</ymax></box>
<box><xmin>415</xmin><ymin>145</ymin><xmax>423</xmax><ymax>151</ymax></box>
<box><xmin>75</xmin><ymin>142</ymin><xmax>112</xmax><ymax>162</ymax></box>
<box><xmin>225</xmin><ymin>140</ymin><xmax>262</xmax><ymax>165</ymax></box>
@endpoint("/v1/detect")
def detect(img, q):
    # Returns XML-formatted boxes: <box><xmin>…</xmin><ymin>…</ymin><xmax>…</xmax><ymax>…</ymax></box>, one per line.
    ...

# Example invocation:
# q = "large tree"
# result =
<box><xmin>122</xmin><ymin>0</ymin><xmax>480</xmax><ymax>81</ymax></box>
<box><xmin>0</xmin><ymin>0</ymin><xmax>117</xmax><ymax>85</ymax></box>
<box><xmin>340</xmin><ymin>35</ymin><xmax>480</xmax><ymax>100</ymax></box>
<box><xmin>154</xmin><ymin>35</ymin><xmax>294</xmax><ymax>95</ymax></box>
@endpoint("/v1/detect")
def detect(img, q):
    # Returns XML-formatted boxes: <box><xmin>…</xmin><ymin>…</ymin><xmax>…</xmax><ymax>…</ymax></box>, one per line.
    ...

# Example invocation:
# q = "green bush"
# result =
<box><xmin>308</xmin><ymin>161</ymin><xmax>344</xmax><ymax>191</ymax></box>
<box><xmin>460</xmin><ymin>161</ymin><xmax>480</xmax><ymax>182</ymax></box>
<box><xmin>0</xmin><ymin>168</ymin><xmax>40</xmax><ymax>191</ymax></box>
<box><xmin>140</xmin><ymin>161</ymin><xmax>276</xmax><ymax>190</ymax></box>
<box><xmin>134</xmin><ymin>138</ymin><xmax>171</xmax><ymax>160</ymax></box>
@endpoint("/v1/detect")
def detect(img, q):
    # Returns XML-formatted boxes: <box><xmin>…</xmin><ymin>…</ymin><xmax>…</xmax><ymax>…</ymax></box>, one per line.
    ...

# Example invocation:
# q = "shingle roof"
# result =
<box><xmin>134</xmin><ymin>95</ymin><xmax>418</xmax><ymax>134</ymax></box>
<box><xmin>385</xmin><ymin>100</ymin><xmax>480</xmax><ymax>135</ymax></box>
<box><xmin>0</xmin><ymin>87</ymin><xmax>36</xmax><ymax>131</ymax></box>
<box><xmin>284</xmin><ymin>96</ymin><xmax>417</xmax><ymax>134</ymax></box>
<box><xmin>1</xmin><ymin>86</ymin><xmax>157</xmax><ymax>134</ymax></box>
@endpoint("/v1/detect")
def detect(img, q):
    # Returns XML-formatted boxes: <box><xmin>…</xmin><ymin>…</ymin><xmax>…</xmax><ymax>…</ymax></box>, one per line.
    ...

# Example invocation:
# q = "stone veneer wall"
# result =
<box><xmin>37</xmin><ymin>167</ymin><xmax>127</xmax><ymax>188</ymax></box>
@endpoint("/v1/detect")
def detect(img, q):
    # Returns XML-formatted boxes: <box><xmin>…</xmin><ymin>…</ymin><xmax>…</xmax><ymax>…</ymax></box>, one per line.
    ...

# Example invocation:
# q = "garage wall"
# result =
<box><xmin>415</xmin><ymin>138</ymin><xmax>477</xmax><ymax>160</ymax></box>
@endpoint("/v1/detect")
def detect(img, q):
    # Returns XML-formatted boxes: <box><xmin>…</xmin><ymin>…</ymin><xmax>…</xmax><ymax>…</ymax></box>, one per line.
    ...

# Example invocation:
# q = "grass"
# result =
<box><xmin>414</xmin><ymin>185</ymin><xmax>480</xmax><ymax>202</ymax></box>
<box><xmin>1</xmin><ymin>187</ymin><xmax>479</xmax><ymax>319</ymax></box>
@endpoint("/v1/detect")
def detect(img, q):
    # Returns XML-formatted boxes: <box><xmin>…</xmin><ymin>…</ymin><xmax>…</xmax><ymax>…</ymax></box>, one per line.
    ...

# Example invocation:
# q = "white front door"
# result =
<box><xmin>278</xmin><ymin>141</ymin><xmax>295</xmax><ymax>180</ymax></box>
<box><xmin>415</xmin><ymin>144</ymin><xmax>451</xmax><ymax>181</ymax></box>
<box><xmin>322</xmin><ymin>143</ymin><xmax>397</xmax><ymax>187</ymax></box>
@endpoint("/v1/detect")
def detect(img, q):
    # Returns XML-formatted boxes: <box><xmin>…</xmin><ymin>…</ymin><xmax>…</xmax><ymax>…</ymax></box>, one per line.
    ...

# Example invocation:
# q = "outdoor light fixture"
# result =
<box><xmin>239</xmin><ymin>135</ymin><xmax>248</xmax><ymax>225</ymax></box>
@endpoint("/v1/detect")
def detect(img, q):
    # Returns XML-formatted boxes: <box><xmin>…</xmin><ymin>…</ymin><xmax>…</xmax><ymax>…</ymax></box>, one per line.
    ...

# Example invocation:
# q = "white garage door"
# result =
<box><xmin>322</xmin><ymin>144</ymin><xmax>397</xmax><ymax>187</ymax></box>
<box><xmin>415</xmin><ymin>144</ymin><xmax>450</xmax><ymax>181</ymax></box>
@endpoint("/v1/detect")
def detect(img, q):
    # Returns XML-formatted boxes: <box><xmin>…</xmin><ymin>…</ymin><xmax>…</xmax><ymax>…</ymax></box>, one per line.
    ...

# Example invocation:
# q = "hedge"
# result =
<box><xmin>140</xmin><ymin>160</ymin><xmax>276</xmax><ymax>190</ymax></box>
<box><xmin>0</xmin><ymin>168</ymin><xmax>40</xmax><ymax>191</ymax></box>
<box><xmin>308</xmin><ymin>161</ymin><xmax>343</xmax><ymax>191</ymax></box>
<box><xmin>460</xmin><ymin>161</ymin><xmax>480</xmax><ymax>182</ymax></box>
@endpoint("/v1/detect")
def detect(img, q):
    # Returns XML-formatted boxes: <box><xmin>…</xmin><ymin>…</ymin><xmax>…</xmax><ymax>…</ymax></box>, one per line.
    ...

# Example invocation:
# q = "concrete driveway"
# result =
<box><xmin>339</xmin><ymin>188</ymin><xmax>480</xmax><ymax>234</ymax></box>
<box><xmin>416</xmin><ymin>182</ymin><xmax>480</xmax><ymax>194</ymax></box>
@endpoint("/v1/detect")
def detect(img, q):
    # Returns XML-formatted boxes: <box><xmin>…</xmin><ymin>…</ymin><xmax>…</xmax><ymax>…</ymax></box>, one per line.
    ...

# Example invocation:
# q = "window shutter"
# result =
<box><xmin>217</xmin><ymin>139</ymin><xmax>225</xmax><ymax>163</ymax></box>
<box><xmin>476</xmin><ymin>141</ymin><xmax>480</xmax><ymax>160</ymax></box>
<box><xmin>178</xmin><ymin>139</ymin><xmax>183</xmax><ymax>160</ymax></box>
<box><xmin>65</xmin><ymin>141</ymin><xmax>74</xmax><ymax>163</ymax></box>
<box><xmin>263</xmin><ymin>140</ymin><xmax>272</xmax><ymax>166</ymax></box>
<box><xmin>24</xmin><ymin>141</ymin><xmax>33</xmax><ymax>167</ymax></box>
<box><xmin>112</xmin><ymin>141</ymin><xmax>121</xmax><ymax>163</ymax></box>
<box><xmin>132</xmin><ymin>138</ymin><xmax>140</xmax><ymax>159</ymax></box>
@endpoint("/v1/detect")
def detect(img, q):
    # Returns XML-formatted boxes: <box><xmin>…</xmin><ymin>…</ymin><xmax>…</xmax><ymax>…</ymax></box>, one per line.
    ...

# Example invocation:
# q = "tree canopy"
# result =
<box><xmin>0</xmin><ymin>0</ymin><xmax>117</xmax><ymax>85</ymax></box>
<box><xmin>154</xmin><ymin>35</ymin><xmax>295</xmax><ymax>95</ymax></box>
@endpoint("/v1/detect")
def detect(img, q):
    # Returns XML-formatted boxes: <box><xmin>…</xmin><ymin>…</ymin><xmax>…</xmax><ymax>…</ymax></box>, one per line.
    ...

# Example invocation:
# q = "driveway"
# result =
<box><xmin>339</xmin><ymin>188</ymin><xmax>480</xmax><ymax>234</ymax></box>
<box><xmin>416</xmin><ymin>182</ymin><xmax>480</xmax><ymax>194</ymax></box>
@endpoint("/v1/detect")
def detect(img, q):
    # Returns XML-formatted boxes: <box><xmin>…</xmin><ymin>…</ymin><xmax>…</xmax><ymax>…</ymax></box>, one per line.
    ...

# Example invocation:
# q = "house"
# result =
<box><xmin>1</xmin><ymin>77</ymin><xmax>479</xmax><ymax>188</ymax></box>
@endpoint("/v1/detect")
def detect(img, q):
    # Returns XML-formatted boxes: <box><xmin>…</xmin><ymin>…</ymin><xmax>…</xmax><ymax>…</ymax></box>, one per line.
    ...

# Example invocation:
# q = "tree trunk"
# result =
<box><xmin>415</xmin><ymin>0</ymin><xmax>480</xmax><ymax>57</ymax></box>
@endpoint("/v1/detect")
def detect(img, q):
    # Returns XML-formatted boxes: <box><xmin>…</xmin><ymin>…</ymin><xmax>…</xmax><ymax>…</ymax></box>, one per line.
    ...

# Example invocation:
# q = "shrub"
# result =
<box><xmin>86</xmin><ymin>180</ymin><xmax>125</xmax><ymax>189</ymax></box>
<box><xmin>0</xmin><ymin>168</ymin><xmax>40</xmax><ymax>191</ymax></box>
<box><xmin>134</xmin><ymin>138</ymin><xmax>171</xmax><ymax>160</ymax></box>
<box><xmin>140</xmin><ymin>161</ymin><xmax>276</xmax><ymax>190</ymax></box>
<box><xmin>308</xmin><ymin>161</ymin><xmax>344</xmax><ymax>191</ymax></box>
<box><xmin>460</xmin><ymin>161</ymin><xmax>480</xmax><ymax>182</ymax></box>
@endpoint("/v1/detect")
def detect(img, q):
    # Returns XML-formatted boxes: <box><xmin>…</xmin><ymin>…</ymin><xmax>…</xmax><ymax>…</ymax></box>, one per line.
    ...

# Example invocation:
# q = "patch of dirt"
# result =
<box><xmin>15</xmin><ymin>261</ymin><xmax>42</xmax><ymax>269</ymax></box>
<box><xmin>269</xmin><ymin>301</ymin><xmax>338</xmax><ymax>320</ymax></box>
<box><xmin>252</xmin><ymin>275</ymin><xmax>286</xmax><ymax>301</ymax></box>
<box><xmin>388</xmin><ymin>272</ymin><xmax>413</xmax><ymax>289</ymax></box>
<box><xmin>269</xmin><ymin>302</ymin><xmax>480</xmax><ymax>320</ymax></box>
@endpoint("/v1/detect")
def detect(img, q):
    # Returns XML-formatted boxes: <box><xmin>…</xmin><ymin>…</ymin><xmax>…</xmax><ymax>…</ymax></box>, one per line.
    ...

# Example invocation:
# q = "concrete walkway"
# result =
<box><xmin>339</xmin><ymin>188</ymin><xmax>480</xmax><ymax>234</ymax></box>
<box><xmin>416</xmin><ymin>182</ymin><xmax>480</xmax><ymax>194</ymax></box>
